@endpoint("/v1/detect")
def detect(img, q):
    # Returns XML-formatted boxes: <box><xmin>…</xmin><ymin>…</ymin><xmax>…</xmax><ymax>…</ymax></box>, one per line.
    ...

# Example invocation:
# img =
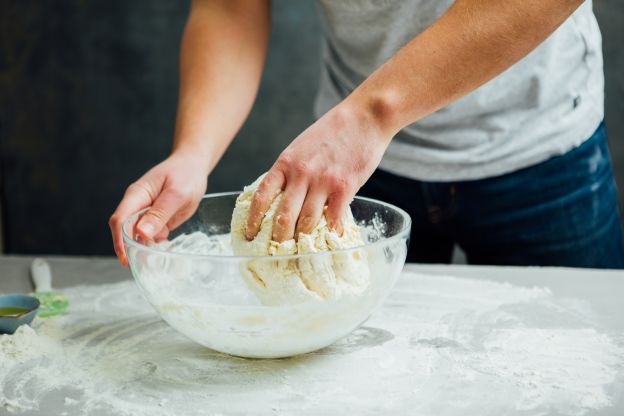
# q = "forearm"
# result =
<box><xmin>172</xmin><ymin>0</ymin><xmax>270</xmax><ymax>172</ymax></box>
<box><xmin>343</xmin><ymin>0</ymin><xmax>584</xmax><ymax>138</ymax></box>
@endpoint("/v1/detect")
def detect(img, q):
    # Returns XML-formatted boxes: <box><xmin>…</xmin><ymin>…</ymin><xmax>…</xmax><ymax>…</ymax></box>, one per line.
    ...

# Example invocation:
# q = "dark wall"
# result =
<box><xmin>0</xmin><ymin>0</ymin><xmax>321</xmax><ymax>255</ymax></box>
<box><xmin>0</xmin><ymin>2</ymin><xmax>188</xmax><ymax>254</ymax></box>
<box><xmin>0</xmin><ymin>0</ymin><xmax>622</xmax><ymax>255</ymax></box>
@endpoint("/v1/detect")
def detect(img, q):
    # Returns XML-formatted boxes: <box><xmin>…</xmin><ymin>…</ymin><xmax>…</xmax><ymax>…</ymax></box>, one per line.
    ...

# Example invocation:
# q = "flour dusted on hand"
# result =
<box><xmin>230</xmin><ymin>174</ymin><xmax>370</xmax><ymax>305</ymax></box>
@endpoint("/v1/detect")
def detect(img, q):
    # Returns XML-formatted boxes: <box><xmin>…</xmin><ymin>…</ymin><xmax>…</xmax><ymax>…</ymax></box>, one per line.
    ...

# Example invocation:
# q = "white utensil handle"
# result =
<box><xmin>31</xmin><ymin>257</ymin><xmax>52</xmax><ymax>292</ymax></box>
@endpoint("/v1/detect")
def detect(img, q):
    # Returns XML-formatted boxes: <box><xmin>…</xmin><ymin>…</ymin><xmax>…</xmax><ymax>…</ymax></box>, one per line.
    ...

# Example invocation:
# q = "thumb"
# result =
<box><xmin>135</xmin><ymin>189</ymin><xmax>184</xmax><ymax>241</ymax></box>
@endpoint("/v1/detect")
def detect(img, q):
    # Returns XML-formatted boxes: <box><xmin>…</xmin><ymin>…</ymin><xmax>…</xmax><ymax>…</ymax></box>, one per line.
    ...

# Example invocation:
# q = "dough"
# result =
<box><xmin>230</xmin><ymin>174</ymin><xmax>370</xmax><ymax>305</ymax></box>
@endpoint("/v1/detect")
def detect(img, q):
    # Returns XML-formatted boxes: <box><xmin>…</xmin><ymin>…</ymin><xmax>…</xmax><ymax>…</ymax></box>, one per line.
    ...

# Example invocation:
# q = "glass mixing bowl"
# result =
<box><xmin>123</xmin><ymin>193</ymin><xmax>410</xmax><ymax>358</ymax></box>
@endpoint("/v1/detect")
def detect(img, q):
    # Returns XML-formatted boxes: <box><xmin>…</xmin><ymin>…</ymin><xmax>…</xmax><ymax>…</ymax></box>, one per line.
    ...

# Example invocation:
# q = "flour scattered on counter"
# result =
<box><xmin>0</xmin><ymin>325</ymin><xmax>37</xmax><ymax>362</ymax></box>
<box><xmin>1</xmin><ymin>273</ymin><xmax>623</xmax><ymax>416</ymax></box>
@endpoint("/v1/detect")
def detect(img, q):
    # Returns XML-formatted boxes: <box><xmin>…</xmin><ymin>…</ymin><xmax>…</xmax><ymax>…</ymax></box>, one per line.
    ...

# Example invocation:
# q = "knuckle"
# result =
<box><xmin>276</xmin><ymin>152</ymin><xmax>294</xmax><ymax>170</ymax></box>
<box><xmin>127</xmin><ymin>181</ymin><xmax>149</xmax><ymax>196</ymax></box>
<box><xmin>275</xmin><ymin>211</ymin><xmax>292</xmax><ymax>228</ymax></box>
<box><xmin>125</xmin><ymin>182</ymin><xmax>140</xmax><ymax>193</ymax></box>
<box><xmin>252</xmin><ymin>189</ymin><xmax>268</xmax><ymax>206</ymax></box>
<box><xmin>108</xmin><ymin>214</ymin><xmax>118</xmax><ymax>228</ymax></box>
<box><xmin>326</xmin><ymin>174</ymin><xmax>349</xmax><ymax>193</ymax></box>
<box><xmin>264</xmin><ymin>169</ymin><xmax>281</xmax><ymax>184</ymax></box>
<box><xmin>145</xmin><ymin>207</ymin><xmax>167</xmax><ymax>223</ymax></box>
<box><xmin>291</xmin><ymin>160</ymin><xmax>311</xmax><ymax>177</ymax></box>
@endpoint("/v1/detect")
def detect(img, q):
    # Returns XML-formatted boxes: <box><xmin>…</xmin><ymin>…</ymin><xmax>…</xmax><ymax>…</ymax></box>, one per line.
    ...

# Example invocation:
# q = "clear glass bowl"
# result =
<box><xmin>123</xmin><ymin>193</ymin><xmax>410</xmax><ymax>358</ymax></box>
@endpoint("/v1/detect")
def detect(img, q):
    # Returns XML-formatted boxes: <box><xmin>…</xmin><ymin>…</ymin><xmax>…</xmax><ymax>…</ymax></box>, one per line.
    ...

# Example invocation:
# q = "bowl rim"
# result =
<box><xmin>121</xmin><ymin>192</ymin><xmax>411</xmax><ymax>260</ymax></box>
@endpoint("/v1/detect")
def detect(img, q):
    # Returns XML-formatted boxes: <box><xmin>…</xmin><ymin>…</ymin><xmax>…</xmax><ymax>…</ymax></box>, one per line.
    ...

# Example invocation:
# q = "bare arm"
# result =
<box><xmin>247</xmin><ymin>0</ymin><xmax>585</xmax><ymax>242</ymax></box>
<box><xmin>173</xmin><ymin>0</ymin><xmax>271</xmax><ymax>169</ymax></box>
<box><xmin>110</xmin><ymin>0</ymin><xmax>270</xmax><ymax>264</ymax></box>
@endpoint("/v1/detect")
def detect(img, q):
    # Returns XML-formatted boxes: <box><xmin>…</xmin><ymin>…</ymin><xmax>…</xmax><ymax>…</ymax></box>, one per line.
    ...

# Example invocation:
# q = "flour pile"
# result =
<box><xmin>0</xmin><ymin>325</ymin><xmax>60</xmax><ymax>364</ymax></box>
<box><xmin>230</xmin><ymin>174</ymin><xmax>370</xmax><ymax>305</ymax></box>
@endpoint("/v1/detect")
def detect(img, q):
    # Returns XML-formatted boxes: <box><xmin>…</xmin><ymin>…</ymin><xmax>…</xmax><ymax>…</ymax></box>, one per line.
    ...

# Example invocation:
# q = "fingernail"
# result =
<box><xmin>329</xmin><ymin>221</ymin><xmax>343</xmax><ymax>236</ymax></box>
<box><xmin>139</xmin><ymin>222</ymin><xmax>155</xmax><ymax>237</ymax></box>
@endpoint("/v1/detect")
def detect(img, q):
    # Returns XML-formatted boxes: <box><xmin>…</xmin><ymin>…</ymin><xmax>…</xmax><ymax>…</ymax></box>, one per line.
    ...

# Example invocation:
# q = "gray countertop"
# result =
<box><xmin>3</xmin><ymin>255</ymin><xmax>623</xmax><ymax>329</ymax></box>
<box><xmin>1</xmin><ymin>256</ymin><xmax>623</xmax><ymax>415</ymax></box>
<box><xmin>0</xmin><ymin>256</ymin><xmax>132</xmax><ymax>293</ymax></box>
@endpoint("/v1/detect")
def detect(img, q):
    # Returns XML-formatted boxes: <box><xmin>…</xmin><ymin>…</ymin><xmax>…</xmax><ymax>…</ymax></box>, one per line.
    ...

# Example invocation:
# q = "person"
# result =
<box><xmin>109</xmin><ymin>0</ymin><xmax>624</xmax><ymax>268</ymax></box>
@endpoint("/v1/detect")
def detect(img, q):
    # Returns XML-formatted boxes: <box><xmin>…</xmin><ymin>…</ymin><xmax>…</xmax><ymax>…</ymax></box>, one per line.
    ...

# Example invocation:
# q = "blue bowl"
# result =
<box><xmin>0</xmin><ymin>294</ymin><xmax>40</xmax><ymax>334</ymax></box>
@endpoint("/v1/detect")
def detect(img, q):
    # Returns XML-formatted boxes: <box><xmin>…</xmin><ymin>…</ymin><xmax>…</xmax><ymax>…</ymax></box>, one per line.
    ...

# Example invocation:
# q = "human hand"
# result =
<box><xmin>109</xmin><ymin>151</ymin><xmax>209</xmax><ymax>265</ymax></box>
<box><xmin>245</xmin><ymin>103</ymin><xmax>391</xmax><ymax>242</ymax></box>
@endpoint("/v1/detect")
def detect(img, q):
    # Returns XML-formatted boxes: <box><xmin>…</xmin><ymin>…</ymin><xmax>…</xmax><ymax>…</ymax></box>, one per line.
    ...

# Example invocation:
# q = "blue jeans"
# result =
<box><xmin>359</xmin><ymin>122</ymin><xmax>624</xmax><ymax>268</ymax></box>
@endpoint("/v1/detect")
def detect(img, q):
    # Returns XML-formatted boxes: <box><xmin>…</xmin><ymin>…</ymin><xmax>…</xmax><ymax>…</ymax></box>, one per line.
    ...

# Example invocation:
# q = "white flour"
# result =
<box><xmin>130</xmin><ymin>229</ymin><xmax>401</xmax><ymax>358</ymax></box>
<box><xmin>1</xmin><ymin>271</ymin><xmax>623</xmax><ymax>415</ymax></box>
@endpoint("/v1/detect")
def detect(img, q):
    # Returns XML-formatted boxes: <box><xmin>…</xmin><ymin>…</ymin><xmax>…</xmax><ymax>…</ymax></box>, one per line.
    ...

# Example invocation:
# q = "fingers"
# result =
<box><xmin>295</xmin><ymin>189</ymin><xmax>326</xmax><ymax>235</ymax></box>
<box><xmin>135</xmin><ymin>188</ymin><xmax>187</xmax><ymax>242</ymax></box>
<box><xmin>245</xmin><ymin>168</ymin><xmax>355</xmax><ymax>241</ymax></box>
<box><xmin>109</xmin><ymin>183</ymin><xmax>153</xmax><ymax>266</ymax></box>
<box><xmin>153</xmin><ymin>224</ymin><xmax>170</xmax><ymax>243</ymax></box>
<box><xmin>246</xmin><ymin>171</ymin><xmax>285</xmax><ymax>240</ymax></box>
<box><xmin>325</xmin><ymin>196</ymin><xmax>348</xmax><ymax>236</ymax></box>
<box><xmin>166</xmin><ymin>200</ymin><xmax>200</xmax><ymax>232</ymax></box>
<box><xmin>272</xmin><ymin>182</ymin><xmax>307</xmax><ymax>242</ymax></box>
<box><xmin>325</xmin><ymin>179</ymin><xmax>355</xmax><ymax>236</ymax></box>
<box><xmin>161</xmin><ymin>163</ymin><xmax>207</xmax><ymax>235</ymax></box>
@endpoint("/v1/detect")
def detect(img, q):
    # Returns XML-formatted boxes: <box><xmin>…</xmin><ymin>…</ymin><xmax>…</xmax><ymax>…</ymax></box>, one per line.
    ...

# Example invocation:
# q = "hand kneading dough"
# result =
<box><xmin>231</xmin><ymin>174</ymin><xmax>370</xmax><ymax>305</ymax></box>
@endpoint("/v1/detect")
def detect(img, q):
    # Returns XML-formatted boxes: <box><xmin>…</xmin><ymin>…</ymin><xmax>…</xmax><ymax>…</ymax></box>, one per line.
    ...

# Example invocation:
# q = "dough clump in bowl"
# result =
<box><xmin>230</xmin><ymin>174</ymin><xmax>370</xmax><ymax>305</ymax></box>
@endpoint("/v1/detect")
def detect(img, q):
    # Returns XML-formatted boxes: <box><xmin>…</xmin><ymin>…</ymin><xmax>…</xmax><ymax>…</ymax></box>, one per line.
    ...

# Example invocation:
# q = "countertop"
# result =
<box><xmin>1</xmin><ymin>256</ymin><xmax>623</xmax><ymax>415</ymax></box>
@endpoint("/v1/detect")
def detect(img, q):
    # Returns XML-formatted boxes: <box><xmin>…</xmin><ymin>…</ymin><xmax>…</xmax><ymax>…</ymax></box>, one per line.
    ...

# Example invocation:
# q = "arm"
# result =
<box><xmin>110</xmin><ymin>0</ymin><xmax>270</xmax><ymax>265</ymax></box>
<box><xmin>246</xmin><ymin>0</ymin><xmax>584</xmax><ymax>242</ymax></box>
<box><xmin>173</xmin><ymin>0</ymin><xmax>270</xmax><ymax>170</ymax></box>
<box><xmin>347</xmin><ymin>0</ymin><xmax>584</xmax><ymax>137</ymax></box>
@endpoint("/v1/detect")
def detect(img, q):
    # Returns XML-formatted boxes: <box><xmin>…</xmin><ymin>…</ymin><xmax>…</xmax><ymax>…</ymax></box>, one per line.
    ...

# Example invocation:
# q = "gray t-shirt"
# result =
<box><xmin>314</xmin><ymin>0</ymin><xmax>604</xmax><ymax>181</ymax></box>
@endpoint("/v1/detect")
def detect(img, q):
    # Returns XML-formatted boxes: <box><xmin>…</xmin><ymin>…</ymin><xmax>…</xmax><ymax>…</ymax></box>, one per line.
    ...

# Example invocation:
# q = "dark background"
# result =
<box><xmin>0</xmin><ymin>1</ymin><xmax>622</xmax><ymax>256</ymax></box>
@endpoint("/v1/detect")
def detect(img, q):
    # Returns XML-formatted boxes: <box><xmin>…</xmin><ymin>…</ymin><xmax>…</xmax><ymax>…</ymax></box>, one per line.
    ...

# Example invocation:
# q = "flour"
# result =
<box><xmin>1</xmin><ymin>272</ymin><xmax>623</xmax><ymax>415</ymax></box>
<box><xmin>165</xmin><ymin>230</ymin><xmax>232</xmax><ymax>255</ymax></box>
<box><xmin>134</xmin><ymin>224</ymin><xmax>398</xmax><ymax>358</ymax></box>
<box><xmin>0</xmin><ymin>325</ymin><xmax>48</xmax><ymax>363</ymax></box>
